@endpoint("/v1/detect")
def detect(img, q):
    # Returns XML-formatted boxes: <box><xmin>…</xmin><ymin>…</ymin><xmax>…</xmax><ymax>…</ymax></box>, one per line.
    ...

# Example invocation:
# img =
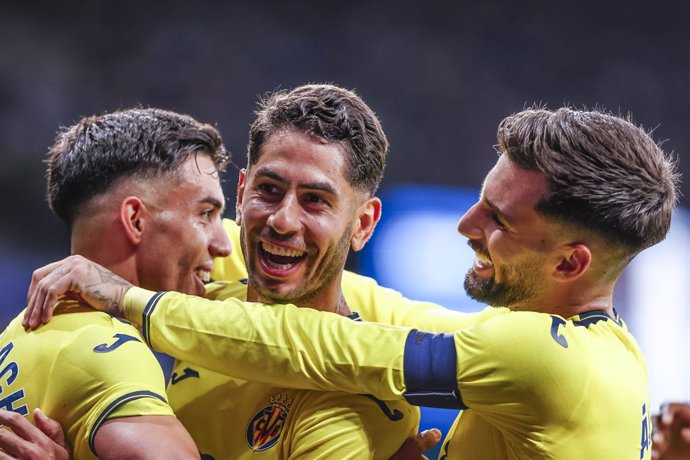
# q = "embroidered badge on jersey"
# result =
<box><xmin>245</xmin><ymin>393</ymin><xmax>292</xmax><ymax>451</ymax></box>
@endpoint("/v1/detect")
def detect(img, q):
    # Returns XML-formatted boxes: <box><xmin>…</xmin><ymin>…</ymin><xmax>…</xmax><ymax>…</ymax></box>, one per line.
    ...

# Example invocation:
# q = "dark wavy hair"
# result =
<box><xmin>47</xmin><ymin>107</ymin><xmax>228</xmax><ymax>226</ymax></box>
<box><xmin>247</xmin><ymin>84</ymin><xmax>388</xmax><ymax>195</ymax></box>
<box><xmin>497</xmin><ymin>107</ymin><xmax>680</xmax><ymax>256</ymax></box>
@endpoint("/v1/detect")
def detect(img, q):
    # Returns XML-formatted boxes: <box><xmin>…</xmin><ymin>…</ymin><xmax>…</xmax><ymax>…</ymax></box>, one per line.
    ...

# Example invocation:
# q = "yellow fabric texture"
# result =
<box><xmin>441</xmin><ymin>309</ymin><xmax>651</xmax><ymax>459</ymax></box>
<box><xmin>168</xmin><ymin>281</ymin><xmax>419</xmax><ymax>459</ymax></box>
<box><xmin>123</xmin><ymin>285</ymin><xmax>410</xmax><ymax>400</ymax></box>
<box><xmin>0</xmin><ymin>302</ymin><xmax>173</xmax><ymax>459</ymax></box>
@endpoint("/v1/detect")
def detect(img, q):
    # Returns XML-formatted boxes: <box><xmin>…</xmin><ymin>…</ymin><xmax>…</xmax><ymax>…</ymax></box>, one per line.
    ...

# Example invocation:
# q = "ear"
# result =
<box><xmin>235</xmin><ymin>169</ymin><xmax>247</xmax><ymax>225</ymax></box>
<box><xmin>553</xmin><ymin>243</ymin><xmax>592</xmax><ymax>282</ymax></box>
<box><xmin>350</xmin><ymin>197</ymin><xmax>382</xmax><ymax>252</ymax></box>
<box><xmin>119</xmin><ymin>196</ymin><xmax>147</xmax><ymax>246</ymax></box>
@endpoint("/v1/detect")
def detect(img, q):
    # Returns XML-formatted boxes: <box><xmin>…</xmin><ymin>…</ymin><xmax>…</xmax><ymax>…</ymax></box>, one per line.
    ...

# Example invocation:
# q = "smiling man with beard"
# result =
<box><xmin>15</xmin><ymin>85</ymin><xmax>424</xmax><ymax>459</ymax></box>
<box><xmin>163</xmin><ymin>84</ymin><xmax>422</xmax><ymax>459</ymax></box>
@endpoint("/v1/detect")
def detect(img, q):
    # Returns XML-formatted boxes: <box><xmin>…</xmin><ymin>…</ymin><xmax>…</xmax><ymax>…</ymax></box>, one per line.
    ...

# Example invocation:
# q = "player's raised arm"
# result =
<box><xmin>126</xmin><ymin>285</ymin><xmax>413</xmax><ymax>399</ymax></box>
<box><xmin>24</xmin><ymin>255</ymin><xmax>461</xmax><ymax>406</ymax></box>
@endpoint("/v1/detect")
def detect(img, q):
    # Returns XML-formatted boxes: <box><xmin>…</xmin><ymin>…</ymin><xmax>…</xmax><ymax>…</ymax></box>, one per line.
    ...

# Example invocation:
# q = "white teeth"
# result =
<box><xmin>195</xmin><ymin>270</ymin><xmax>211</xmax><ymax>283</ymax></box>
<box><xmin>261</xmin><ymin>242</ymin><xmax>305</xmax><ymax>258</ymax></box>
<box><xmin>268</xmin><ymin>261</ymin><xmax>294</xmax><ymax>270</ymax></box>
<box><xmin>475</xmin><ymin>254</ymin><xmax>493</xmax><ymax>268</ymax></box>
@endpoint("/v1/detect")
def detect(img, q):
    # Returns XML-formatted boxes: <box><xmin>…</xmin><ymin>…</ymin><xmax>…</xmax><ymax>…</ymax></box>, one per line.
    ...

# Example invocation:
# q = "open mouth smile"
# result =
<box><xmin>260</xmin><ymin>241</ymin><xmax>307</xmax><ymax>272</ymax></box>
<box><xmin>194</xmin><ymin>269</ymin><xmax>211</xmax><ymax>283</ymax></box>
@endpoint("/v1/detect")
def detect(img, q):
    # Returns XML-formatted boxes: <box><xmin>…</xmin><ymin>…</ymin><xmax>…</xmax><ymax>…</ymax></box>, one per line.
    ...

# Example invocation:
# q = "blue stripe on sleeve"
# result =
<box><xmin>141</xmin><ymin>291</ymin><xmax>166</xmax><ymax>347</ymax></box>
<box><xmin>403</xmin><ymin>330</ymin><xmax>465</xmax><ymax>409</ymax></box>
<box><xmin>88</xmin><ymin>390</ymin><xmax>168</xmax><ymax>455</ymax></box>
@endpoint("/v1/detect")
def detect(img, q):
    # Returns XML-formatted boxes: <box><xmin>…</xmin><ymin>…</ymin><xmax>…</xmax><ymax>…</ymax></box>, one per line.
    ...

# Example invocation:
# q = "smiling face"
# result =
<box><xmin>457</xmin><ymin>154</ymin><xmax>563</xmax><ymax>311</ymax></box>
<box><xmin>236</xmin><ymin>129</ymin><xmax>379</xmax><ymax>310</ymax></box>
<box><xmin>137</xmin><ymin>154</ymin><xmax>231</xmax><ymax>296</ymax></box>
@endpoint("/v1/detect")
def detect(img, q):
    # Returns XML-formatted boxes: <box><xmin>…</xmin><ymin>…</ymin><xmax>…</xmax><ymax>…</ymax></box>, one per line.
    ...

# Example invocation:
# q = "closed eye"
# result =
<box><xmin>490</xmin><ymin>212</ymin><xmax>506</xmax><ymax>229</ymax></box>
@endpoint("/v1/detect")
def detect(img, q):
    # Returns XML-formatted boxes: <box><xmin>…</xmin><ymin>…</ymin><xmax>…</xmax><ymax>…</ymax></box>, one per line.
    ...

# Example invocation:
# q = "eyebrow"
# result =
<box><xmin>254</xmin><ymin>167</ymin><xmax>338</xmax><ymax>195</ymax></box>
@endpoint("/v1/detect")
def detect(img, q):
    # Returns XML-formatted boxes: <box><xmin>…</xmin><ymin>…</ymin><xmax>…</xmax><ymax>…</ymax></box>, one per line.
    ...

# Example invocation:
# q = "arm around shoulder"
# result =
<box><xmin>125</xmin><ymin>287</ymin><xmax>410</xmax><ymax>400</ymax></box>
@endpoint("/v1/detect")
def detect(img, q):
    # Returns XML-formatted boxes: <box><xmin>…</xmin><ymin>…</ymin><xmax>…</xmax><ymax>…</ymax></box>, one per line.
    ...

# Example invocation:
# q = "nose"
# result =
<box><xmin>266</xmin><ymin>194</ymin><xmax>302</xmax><ymax>235</ymax></box>
<box><xmin>457</xmin><ymin>202</ymin><xmax>483</xmax><ymax>240</ymax></box>
<box><xmin>209</xmin><ymin>219</ymin><xmax>232</xmax><ymax>258</ymax></box>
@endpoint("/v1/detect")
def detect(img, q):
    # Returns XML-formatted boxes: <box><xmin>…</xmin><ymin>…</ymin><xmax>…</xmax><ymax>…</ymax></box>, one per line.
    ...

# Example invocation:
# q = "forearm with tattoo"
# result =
<box><xmin>84</xmin><ymin>263</ymin><xmax>133</xmax><ymax>317</ymax></box>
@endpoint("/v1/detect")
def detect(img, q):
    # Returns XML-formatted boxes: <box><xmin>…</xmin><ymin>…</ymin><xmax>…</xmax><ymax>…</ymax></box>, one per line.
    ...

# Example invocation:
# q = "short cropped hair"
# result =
<box><xmin>47</xmin><ymin>108</ymin><xmax>228</xmax><ymax>226</ymax></box>
<box><xmin>497</xmin><ymin>107</ymin><xmax>679</xmax><ymax>255</ymax></box>
<box><xmin>248</xmin><ymin>84</ymin><xmax>388</xmax><ymax>195</ymax></box>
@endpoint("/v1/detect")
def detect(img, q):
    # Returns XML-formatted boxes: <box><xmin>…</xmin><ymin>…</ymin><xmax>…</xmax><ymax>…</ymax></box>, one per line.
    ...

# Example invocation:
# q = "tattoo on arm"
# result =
<box><xmin>84</xmin><ymin>263</ymin><xmax>133</xmax><ymax>317</ymax></box>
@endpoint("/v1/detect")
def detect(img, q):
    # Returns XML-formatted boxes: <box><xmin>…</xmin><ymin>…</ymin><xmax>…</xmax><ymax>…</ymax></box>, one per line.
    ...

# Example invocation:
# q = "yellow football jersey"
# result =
<box><xmin>168</xmin><ymin>281</ymin><xmax>419</xmax><ymax>459</ymax></box>
<box><xmin>210</xmin><ymin>219</ymin><xmax>247</xmax><ymax>282</ymax></box>
<box><xmin>0</xmin><ymin>301</ymin><xmax>173</xmax><ymax>459</ymax></box>
<box><xmin>438</xmin><ymin>308</ymin><xmax>651</xmax><ymax>459</ymax></box>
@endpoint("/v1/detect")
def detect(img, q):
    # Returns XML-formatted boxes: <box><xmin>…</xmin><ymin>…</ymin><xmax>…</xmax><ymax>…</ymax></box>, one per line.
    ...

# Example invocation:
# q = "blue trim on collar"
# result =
<box><xmin>346</xmin><ymin>311</ymin><xmax>362</xmax><ymax>322</ymax></box>
<box><xmin>572</xmin><ymin>309</ymin><xmax>622</xmax><ymax>328</ymax></box>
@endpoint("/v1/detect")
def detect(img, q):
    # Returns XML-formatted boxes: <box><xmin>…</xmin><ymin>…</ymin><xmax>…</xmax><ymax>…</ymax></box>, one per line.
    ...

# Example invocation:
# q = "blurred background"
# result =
<box><xmin>1</xmin><ymin>0</ymin><xmax>689</xmax><ymax>455</ymax></box>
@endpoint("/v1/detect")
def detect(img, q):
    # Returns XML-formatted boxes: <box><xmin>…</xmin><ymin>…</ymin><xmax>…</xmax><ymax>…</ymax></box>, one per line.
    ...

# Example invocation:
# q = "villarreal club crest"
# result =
<box><xmin>246</xmin><ymin>394</ymin><xmax>293</xmax><ymax>451</ymax></box>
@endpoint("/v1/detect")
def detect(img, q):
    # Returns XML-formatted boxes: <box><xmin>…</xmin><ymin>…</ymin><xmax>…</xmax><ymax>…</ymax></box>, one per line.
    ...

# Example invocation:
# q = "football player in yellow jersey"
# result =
<box><xmin>160</xmin><ymin>84</ymin><xmax>423</xmax><ymax>459</ymax></box>
<box><xmin>26</xmin><ymin>106</ymin><xmax>678</xmax><ymax>459</ymax></box>
<box><xmin>0</xmin><ymin>108</ymin><xmax>234</xmax><ymax>459</ymax></box>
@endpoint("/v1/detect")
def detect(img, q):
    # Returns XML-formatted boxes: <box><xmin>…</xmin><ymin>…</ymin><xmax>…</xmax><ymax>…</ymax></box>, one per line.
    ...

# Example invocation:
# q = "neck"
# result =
<box><xmin>516</xmin><ymin>283</ymin><xmax>615</xmax><ymax>318</ymax></box>
<box><xmin>71</xmin><ymin>217</ymin><xmax>139</xmax><ymax>286</ymax></box>
<box><xmin>557</xmin><ymin>296</ymin><xmax>614</xmax><ymax>317</ymax></box>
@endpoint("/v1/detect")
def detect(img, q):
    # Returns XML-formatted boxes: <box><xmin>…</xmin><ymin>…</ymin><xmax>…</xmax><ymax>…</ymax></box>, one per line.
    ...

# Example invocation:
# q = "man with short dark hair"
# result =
<box><xmin>12</xmin><ymin>88</ymin><xmax>437</xmax><ymax>459</ymax></box>
<box><xmin>168</xmin><ymin>84</ymin><xmax>421</xmax><ymax>458</ymax></box>
<box><xmin>434</xmin><ymin>107</ymin><xmax>677</xmax><ymax>458</ymax></box>
<box><xmin>0</xmin><ymin>107</ymin><xmax>233</xmax><ymax>459</ymax></box>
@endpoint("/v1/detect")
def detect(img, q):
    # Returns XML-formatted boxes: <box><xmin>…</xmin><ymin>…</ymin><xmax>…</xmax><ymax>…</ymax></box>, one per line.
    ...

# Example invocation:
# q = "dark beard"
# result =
<box><xmin>463</xmin><ymin>268</ymin><xmax>533</xmax><ymax>309</ymax></box>
<box><xmin>241</xmin><ymin>225</ymin><xmax>351</xmax><ymax>307</ymax></box>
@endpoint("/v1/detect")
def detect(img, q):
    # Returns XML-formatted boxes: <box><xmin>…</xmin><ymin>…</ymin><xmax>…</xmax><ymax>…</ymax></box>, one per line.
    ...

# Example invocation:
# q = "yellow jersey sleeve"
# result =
<box><xmin>284</xmin><ymin>392</ymin><xmax>419</xmax><ymax>459</ymax></box>
<box><xmin>123</xmin><ymin>286</ymin><xmax>410</xmax><ymax>401</ymax></box>
<box><xmin>52</xmin><ymin>321</ymin><xmax>174</xmax><ymax>458</ymax></box>
<box><xmin>0</xmin><ymin>309</ymin><xmax>173</xmax><ymax>460</ymax></box>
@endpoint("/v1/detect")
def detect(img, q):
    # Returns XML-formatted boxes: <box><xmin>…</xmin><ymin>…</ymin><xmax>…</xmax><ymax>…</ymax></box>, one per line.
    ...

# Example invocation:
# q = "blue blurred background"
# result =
<box><xmin>2</xmin><ymin>1</ymin><xmax>689</xmax><ymax>457</ymax></box>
